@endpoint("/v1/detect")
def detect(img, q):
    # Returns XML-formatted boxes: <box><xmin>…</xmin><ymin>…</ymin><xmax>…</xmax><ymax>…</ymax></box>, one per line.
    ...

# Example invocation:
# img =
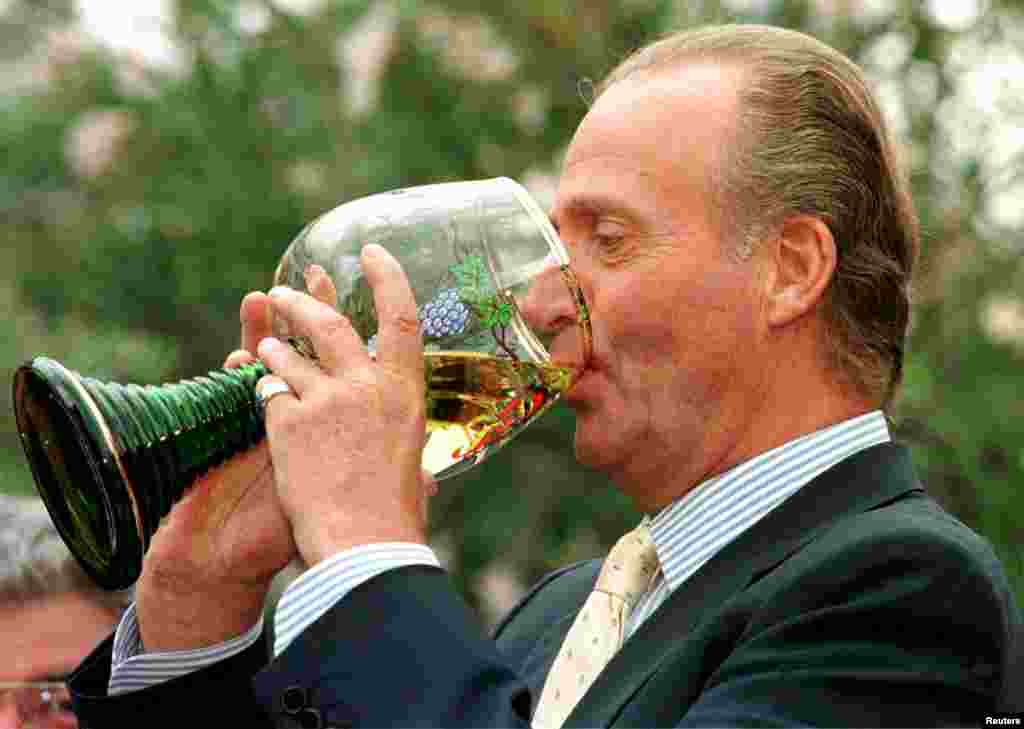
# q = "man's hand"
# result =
<box><xmin>135</xmin><ymin>292</ymin><xmax>297</xmax><ymax>652</ymax></box>
<box><xmin>257</xmin><ymin>244</ymin><xmax>431</xmax><ymax>566</ymax></box>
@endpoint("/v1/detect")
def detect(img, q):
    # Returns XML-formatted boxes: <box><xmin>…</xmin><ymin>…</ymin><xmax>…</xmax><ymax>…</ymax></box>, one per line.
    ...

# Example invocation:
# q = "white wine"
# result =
<box><xmin>421</xmin><ymin>351</ymin><xmax>577</xmax><ymax>477</ymax></box>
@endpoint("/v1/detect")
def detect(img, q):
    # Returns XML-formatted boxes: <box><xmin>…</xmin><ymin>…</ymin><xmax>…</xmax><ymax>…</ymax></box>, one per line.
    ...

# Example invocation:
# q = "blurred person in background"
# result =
<box><xmin>0</xmin><ymin>496</ymin><xmax>130</xmax><ymax>729</ymax></box>
<box><xmin>67</xmin><ymin>24</ymin><xmax>1021</xmax><ymax>727</ymax></box>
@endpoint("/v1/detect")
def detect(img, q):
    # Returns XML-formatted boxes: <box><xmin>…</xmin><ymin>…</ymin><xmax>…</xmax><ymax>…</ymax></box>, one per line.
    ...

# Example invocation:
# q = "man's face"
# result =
<box><xmin>0</xmin><ymin>592</ymin><xmax>117</xmax><ymax>728</ymax></box>
<box><xmin>553</xmin><ymin>64</ymin><xmax>773</xmax><ymax>510</ymax></box>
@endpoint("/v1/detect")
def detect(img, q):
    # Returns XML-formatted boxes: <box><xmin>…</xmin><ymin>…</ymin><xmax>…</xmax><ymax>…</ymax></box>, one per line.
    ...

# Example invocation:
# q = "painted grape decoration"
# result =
<box><xmin>420</xmin><ymin>287</ymin><xmax>470</xmax><ymax>339</ymax></box>
<box><xmin>368</xmin><ymin>255</ymin><xmax>513</xmax><ymax>356</ymax></box>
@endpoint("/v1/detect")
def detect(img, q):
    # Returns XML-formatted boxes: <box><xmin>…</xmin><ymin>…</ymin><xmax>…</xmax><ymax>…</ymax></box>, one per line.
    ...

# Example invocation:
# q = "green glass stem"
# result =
<box><xmin>13</xmin><ymin>357</ymin><xmax>270</xmax><ymax>589</ymax></box>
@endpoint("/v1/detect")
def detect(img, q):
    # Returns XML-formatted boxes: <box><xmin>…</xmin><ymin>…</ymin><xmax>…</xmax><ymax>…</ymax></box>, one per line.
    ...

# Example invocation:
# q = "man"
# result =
<box><xmin>68</xmin><ymin>25</ymin><xmax>1021</xmax><ymax>727</ymax></box>
<box><xmin>0</xmin><ymin>495</ymin><xmax>129</xmax><ymax>728</ymax></box>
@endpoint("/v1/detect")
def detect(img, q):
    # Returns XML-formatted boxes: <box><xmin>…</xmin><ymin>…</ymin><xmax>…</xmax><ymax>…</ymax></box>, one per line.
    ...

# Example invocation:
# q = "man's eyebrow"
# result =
<box><xmin>552</xmin><ymin>194</ymin><xmax>639</xmax><ymax>229</ymax></box>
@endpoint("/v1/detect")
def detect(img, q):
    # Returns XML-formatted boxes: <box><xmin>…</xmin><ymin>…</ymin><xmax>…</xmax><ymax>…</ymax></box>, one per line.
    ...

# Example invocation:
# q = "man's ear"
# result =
<box><xmin>762</xmin><ymin>215</ymin><xmax>837</xmax><ymax>328</ymax></box>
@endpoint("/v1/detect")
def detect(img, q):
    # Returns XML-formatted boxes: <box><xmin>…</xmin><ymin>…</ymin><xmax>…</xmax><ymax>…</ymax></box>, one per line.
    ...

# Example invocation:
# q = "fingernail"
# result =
<box><xmin>257</xmin><ymin>337</ymin><xmax>283</xmax><ymax>356</ymax></box>
<box><xmin>362</xmin><ymin>243</ymin><xmax>385</xmax><ymax>259</ymax></box>
<box><xmin>269</xmin><ymin>285</ymin><xmax>290</xmax><ymax>298</ymax></box>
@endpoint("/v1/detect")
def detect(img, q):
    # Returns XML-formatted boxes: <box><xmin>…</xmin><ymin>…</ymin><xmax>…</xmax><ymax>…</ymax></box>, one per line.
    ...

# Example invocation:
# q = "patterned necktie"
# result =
<box><xmin>532</xmin><ymin>522</ymin><xmax>659</xmax><ymax>729</ymax></box>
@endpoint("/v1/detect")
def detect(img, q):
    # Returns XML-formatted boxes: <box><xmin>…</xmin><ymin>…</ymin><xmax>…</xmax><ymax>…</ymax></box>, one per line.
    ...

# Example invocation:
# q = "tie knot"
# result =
<box><xmin>595</xmin><ymin>523</ymin><xmax>659</xmax><ymax>606</ymax></box>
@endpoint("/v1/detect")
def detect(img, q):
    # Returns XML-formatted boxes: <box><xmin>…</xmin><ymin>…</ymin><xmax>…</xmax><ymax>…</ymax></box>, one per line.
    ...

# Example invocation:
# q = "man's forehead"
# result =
<box><xmin>592</xmin><ymin>63</ymin><xmax>740</xmax><ymax>121</ymax></box>
<box><xmin>565</xmin><ymin>63</ymin><xmax>742</xmax><ymax>166</ymax></box>
<box><xmin>0</xmin><ymin>593</ymin><xmax>116</xmax><ymax>680</ymax></box>
<box><xmin>556</xmin><ymin>64</ymin><xmax>741</xmax><ymax>216</ymax></box>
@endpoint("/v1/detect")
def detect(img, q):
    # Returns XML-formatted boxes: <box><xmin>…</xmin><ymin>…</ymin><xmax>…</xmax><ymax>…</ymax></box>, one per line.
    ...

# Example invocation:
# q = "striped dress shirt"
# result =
<box><xmin>108</xmin><ymin>410</ymin><xmax>889</xmax><ymax>694</ymax></box>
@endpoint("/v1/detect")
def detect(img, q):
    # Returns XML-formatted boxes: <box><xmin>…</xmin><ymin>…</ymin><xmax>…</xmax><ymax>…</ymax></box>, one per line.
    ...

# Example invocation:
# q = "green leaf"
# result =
<box><xmin>495</xmin><ymin>301</ymin><xmax>513</xmax><ymax>327</ymax></box>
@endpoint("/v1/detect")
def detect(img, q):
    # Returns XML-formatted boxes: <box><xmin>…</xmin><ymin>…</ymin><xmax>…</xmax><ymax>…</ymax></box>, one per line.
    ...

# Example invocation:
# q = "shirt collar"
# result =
<box><xmin>646</xmin><ymin>411</ymin><xmax>891</xmax><ymax>592</ymax></box>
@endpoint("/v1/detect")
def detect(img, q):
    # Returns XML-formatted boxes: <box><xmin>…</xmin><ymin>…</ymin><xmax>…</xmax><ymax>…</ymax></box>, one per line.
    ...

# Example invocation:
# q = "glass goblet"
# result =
<box><xmin>12</xmin><ymin>177</ymin><xmax>591</xmax><ymax>590</ymax></box>
<box><xmin>272</xmin><ymin>177</ymin><xmax>591</xmax><ymax>477</ymax></box>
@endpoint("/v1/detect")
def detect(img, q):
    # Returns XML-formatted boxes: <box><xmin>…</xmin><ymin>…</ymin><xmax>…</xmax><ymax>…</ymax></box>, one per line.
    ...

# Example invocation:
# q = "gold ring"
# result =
<box><xmin>256</xmin><ymin>378</ymin><xmax>293</xmax><ymax>407</ymax></box>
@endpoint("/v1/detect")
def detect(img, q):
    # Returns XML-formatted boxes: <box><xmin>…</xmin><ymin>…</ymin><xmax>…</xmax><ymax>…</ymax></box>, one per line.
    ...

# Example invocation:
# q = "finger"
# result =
<box><xmin>223</xmin><ymin>348</ymin><xmax>257</xmax><ymax>369</ymax></box>
<box><xmin>268</xmin><ymin>286</ymin><xmax>366</xmax><ymax>374</ymax></box>
<box><xmin>240</xmin><ymin>291</ymin><xmax>274</xmax><ymax>355</ymax></box>
<box><xmin>304</xmin><ymin>264</ymin><xmax>338</xmax><ymax>308</ymax></box>
<box><xmin>255</xmin><ymin>373</ymin><xmax>299</xmax><ymax>421</ymax></box>
<box><xmin>362</xmin><ymin>244</ymin><xmax>422</xmax><ymax>374</ymax></box>
<box><xmin>257</xmin><ymin>336</ymin><xmax>323</xmax><ymax>395</ymax></box>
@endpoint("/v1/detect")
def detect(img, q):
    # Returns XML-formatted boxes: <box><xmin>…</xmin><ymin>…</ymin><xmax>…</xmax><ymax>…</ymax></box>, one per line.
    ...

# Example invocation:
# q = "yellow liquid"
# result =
<box><xmin>422</xmin><ymin>351</ymin><xmax>577</xmax><ymax>477</ymax></box>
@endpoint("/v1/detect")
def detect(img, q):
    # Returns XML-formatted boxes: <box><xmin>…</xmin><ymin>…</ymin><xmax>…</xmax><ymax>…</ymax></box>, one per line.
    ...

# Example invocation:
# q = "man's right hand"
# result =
<box><xmin>134</xmin><ymin>291</ymin><xmax>298</xmax><ymax>652</ymax></box>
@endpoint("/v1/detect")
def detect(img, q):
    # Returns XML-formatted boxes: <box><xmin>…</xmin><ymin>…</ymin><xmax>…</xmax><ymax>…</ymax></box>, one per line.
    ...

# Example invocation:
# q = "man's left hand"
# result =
<box><xmin>257</xmin><ymin>244</ymin><xmax>432</xmax><ymax>566</ymax></box>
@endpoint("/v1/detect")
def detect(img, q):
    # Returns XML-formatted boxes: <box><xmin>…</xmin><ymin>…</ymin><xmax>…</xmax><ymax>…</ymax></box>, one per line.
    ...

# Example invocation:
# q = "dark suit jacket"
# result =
<box><xmin>69</xmin><ymin>443</ymin><xmax>1022</xmax><ymax>727</ymax></box>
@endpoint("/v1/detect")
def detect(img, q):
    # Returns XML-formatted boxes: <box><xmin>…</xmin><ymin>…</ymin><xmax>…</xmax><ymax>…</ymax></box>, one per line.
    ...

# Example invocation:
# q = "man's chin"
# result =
<box><xmin>564</xmin><ymin>365</ymin><xmax>602</xmax><ymax>407</ymax></box>
<box><xmin>572</xmin><ymin>419</ymin><xmax>618</xmax><ymax>472</ymax></box>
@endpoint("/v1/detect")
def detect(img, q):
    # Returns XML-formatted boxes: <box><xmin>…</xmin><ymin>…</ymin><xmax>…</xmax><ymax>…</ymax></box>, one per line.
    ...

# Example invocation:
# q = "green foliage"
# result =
<box><xmin>1</xmin><ymin>0</ymin><xmax>1021</xmax><ymax>610</ymax></box>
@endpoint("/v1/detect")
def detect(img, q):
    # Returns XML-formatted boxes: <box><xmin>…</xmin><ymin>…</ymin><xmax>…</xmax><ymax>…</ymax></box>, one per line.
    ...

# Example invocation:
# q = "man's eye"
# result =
<box><xmin>593</xmin><ymin>225</ymin><xmax>627</xmax><ymax>252</ymax></box>
<box><xmin>594</xmin><ymin>234</ymin><xmax>624</xmax><ymax>249</ymax></box>
<box><xmin>595</xmin><ymin>218</ymin><xmax>624</xmax><ymax>238</ymax></box>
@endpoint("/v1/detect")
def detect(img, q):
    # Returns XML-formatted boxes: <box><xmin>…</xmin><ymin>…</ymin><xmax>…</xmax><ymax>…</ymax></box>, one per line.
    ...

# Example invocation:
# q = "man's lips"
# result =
<box><xmin>565</xmin><ymin>365</ymin><xmax>600</xmax><ymax>406</ymax></box>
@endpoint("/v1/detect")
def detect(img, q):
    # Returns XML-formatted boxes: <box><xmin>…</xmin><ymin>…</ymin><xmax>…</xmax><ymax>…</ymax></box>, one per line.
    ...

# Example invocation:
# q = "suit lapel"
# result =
<box><xmin>565</xmin><ymin>442</ymin><xmax>924</xmax><ymax>727</ymax></box>
<box><xmin>494</xmin><ymin>558</ymin><xmax>602</xmax><ymax>701</ymax></box>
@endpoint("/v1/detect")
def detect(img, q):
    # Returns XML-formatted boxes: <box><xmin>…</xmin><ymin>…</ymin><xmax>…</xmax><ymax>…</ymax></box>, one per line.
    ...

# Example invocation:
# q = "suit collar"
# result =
<box><xmin>565</xmin><ymin>442</ymin><xmax>923</xmax><ymax>727</ymax></box>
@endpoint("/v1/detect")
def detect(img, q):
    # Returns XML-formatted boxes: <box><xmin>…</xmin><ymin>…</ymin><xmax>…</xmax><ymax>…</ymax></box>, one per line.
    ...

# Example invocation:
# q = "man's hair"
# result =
<box><xmin>0</xmin><ymin>494</ymin><xmax>131</xmax><ymax>613</ymax></box>
<box><xmin>597</xmin><ymin>25</ymin><xmax>919</xmax><ymax>409</ymax></box>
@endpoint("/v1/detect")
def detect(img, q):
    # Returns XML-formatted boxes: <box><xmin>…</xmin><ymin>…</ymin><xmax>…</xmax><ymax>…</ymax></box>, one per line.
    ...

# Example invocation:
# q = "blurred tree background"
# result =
<box><xmin>1</xmin><ymin>0</ymin><xmax>1021</xmax><ymax>623</ymax></box>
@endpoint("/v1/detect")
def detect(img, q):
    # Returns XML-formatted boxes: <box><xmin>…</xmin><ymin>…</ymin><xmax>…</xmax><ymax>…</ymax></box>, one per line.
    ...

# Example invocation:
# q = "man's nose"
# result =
<box><xmin>517</xmin><ymin>263</ymin><xmax>578</xmax><ymax>337</ymax></box>
<box><xmin>515</xmin><ymin>261</ymin><xmax>592</xmax><ymax>371</ymax></box>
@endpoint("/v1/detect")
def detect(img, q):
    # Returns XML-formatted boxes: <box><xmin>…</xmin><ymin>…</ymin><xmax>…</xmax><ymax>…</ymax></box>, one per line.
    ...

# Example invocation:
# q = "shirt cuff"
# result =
<box><xmin>273</xmin><ymin>542</ymin><xmax>441</xmax><ymax>656</ymax></box>
<box><xmin>108</xmin><ymin>604</ymin><xmax>263</xmax><ymax>695</ymax></box>
<box><xmin>106</xmin><ymin>542</ymin><xmax>440</xmax><ymax>695</ymax></box>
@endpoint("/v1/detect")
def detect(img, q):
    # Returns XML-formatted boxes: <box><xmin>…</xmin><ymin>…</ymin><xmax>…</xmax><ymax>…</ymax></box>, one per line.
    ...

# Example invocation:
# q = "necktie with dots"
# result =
<box><xmin>532</xmin><ymin>522</ymin><xmax>659</xmax><ymax>729</ymax></box>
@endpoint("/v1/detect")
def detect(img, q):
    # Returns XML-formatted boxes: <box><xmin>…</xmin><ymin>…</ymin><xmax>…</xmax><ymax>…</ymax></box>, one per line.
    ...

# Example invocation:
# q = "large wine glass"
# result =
<box><xmin>12</xmin><ymin>177</ymin><xmax>591</xmax><ymax>589</ymax></box>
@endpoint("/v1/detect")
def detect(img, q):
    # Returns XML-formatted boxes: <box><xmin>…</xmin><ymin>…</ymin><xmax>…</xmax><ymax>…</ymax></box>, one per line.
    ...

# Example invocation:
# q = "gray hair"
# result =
<box><xmin>0</xmin><ymin>494</ymin><xmax>132</xmax><ymax>614</ymax></box>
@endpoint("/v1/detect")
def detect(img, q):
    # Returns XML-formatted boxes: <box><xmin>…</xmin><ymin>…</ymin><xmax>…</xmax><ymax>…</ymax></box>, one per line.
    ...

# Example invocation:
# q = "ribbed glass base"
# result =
<box><xmin>13</xmin><ymin>357</ymin><xmax>269</xmax><ymax>589</ymax></box>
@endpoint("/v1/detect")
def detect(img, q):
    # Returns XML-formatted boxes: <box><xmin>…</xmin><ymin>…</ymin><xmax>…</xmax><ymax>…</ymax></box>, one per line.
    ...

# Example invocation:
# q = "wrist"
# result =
<box><xmin>294</xmin><ymin>514</ymin><xmax>427</xmax><ymax>567</ymax></box>
<box><xmin>135</xmin><ymin>564</ymin><xmax>271</xmax><ymax>652</ymax></box>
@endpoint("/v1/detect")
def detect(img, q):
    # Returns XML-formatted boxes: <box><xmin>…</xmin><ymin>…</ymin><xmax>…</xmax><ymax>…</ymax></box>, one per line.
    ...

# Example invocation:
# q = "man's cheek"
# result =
<box><xmin>619</xmin><ymin>328</ymin><xmax>678</xmax><ymax>379</ymax></box>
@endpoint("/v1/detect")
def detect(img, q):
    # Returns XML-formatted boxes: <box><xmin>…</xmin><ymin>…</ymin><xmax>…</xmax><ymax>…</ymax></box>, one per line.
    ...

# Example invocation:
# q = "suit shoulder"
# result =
<box><xmin>816</xmin><ymin>493</ymin><xmax>1006</xmax><ymax>576</ymax></box>
<box><xmin>736</xmin><ymin>494</ymin><xmax>1021</xmax><ymax>707</ymax></box>
<box><xmin>754</xmin><ymin>493</ymin><xmax>1016</xmax><ymax>625</ymax></box>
